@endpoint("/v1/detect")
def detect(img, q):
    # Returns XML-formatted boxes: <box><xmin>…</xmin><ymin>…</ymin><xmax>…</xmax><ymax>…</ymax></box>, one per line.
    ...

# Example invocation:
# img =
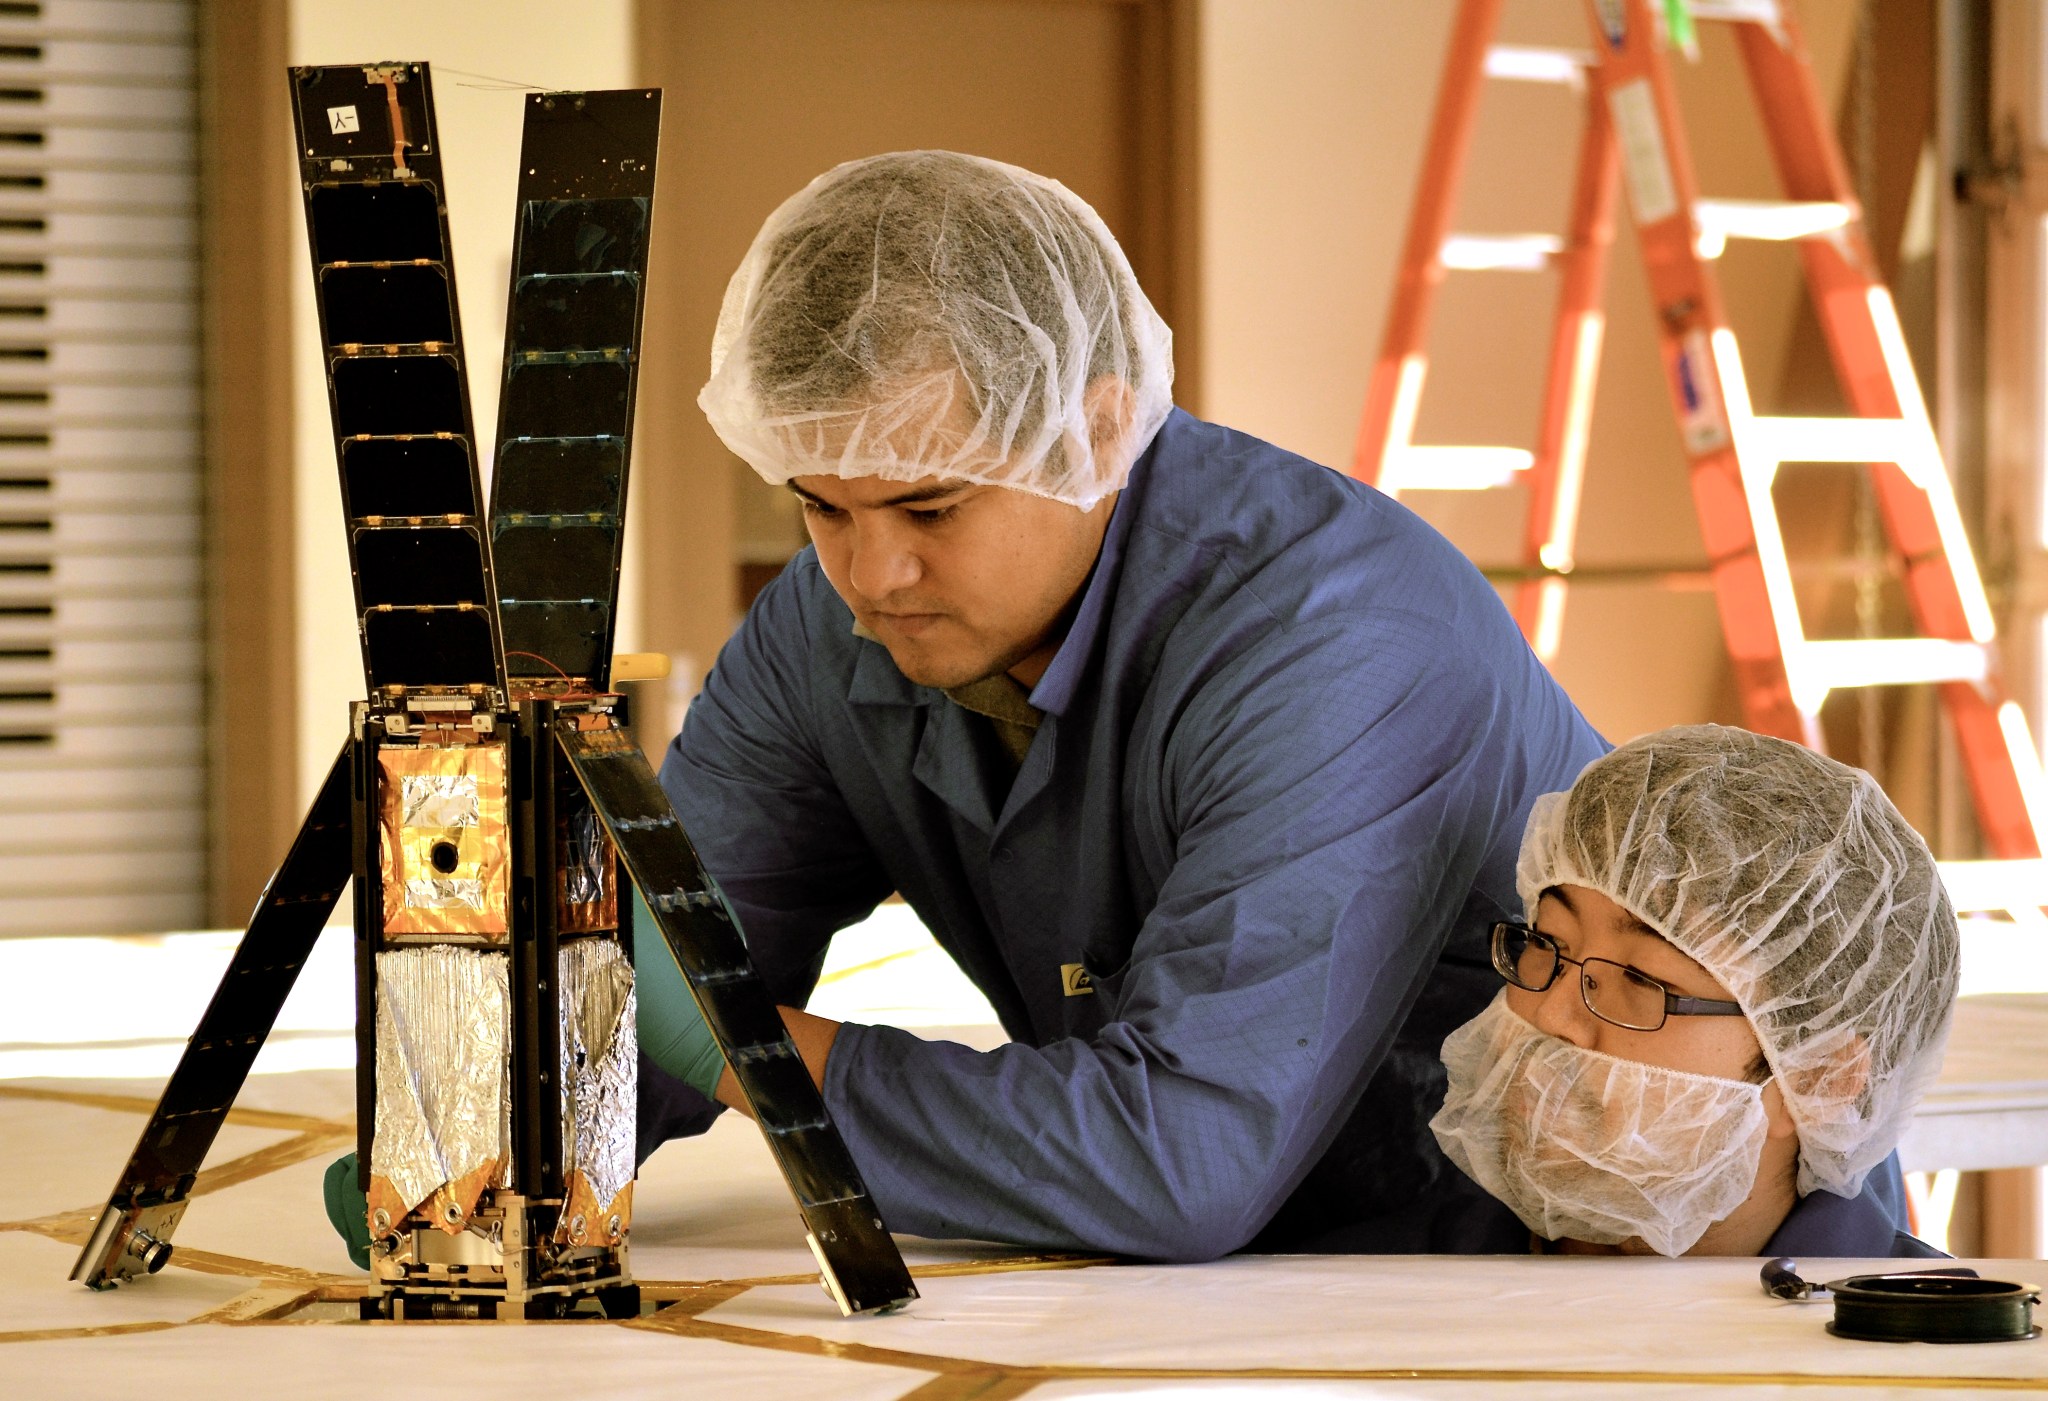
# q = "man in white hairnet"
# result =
<box><xmin>1423</xmin><ymin>726</ymin><xmax>1955</xmax><ymax>1257</ymax></box>
<box><xmin>627</xmin><ymin>148</ymin><xmax>1618</xmax><ymax>1259</ymax></box>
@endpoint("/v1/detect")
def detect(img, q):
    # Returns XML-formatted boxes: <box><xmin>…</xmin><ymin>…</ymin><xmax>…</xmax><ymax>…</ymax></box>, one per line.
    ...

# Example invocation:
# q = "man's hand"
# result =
<box><xmin>716</xmin><ymin>1006</ymin><xmax>840</xmax><ymax>1115</ymax></box>
<box><xmin>632</xmin><ymin>879</ymin><xmax>841</xmax><ymax>1106</ymax></box>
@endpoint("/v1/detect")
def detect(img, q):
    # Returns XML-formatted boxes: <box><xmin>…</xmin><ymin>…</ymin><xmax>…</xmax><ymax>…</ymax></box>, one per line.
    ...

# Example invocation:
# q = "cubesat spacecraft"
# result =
<box><xmin>67</xmin><ymin>63</ymin><xmax>917</xmax><ymax>1321</ymax></box>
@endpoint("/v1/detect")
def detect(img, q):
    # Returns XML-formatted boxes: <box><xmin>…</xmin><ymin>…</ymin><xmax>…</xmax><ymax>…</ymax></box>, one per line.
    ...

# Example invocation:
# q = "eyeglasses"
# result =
<box><xmin>1490</xmin><ymin>922</ymin><xmax>1745</xmax><ymax>1032</ymax></box>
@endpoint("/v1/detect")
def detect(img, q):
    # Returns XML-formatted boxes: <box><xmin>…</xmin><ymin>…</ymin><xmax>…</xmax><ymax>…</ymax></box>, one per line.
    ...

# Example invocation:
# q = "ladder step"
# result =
<box><xmin>1935</xmin><ymin>859</ymin><xmax>2048</xmax><ymax>915</ymax></box>
<box><xmin>1483</xmin><ymin>45</ymin><xmax>1593</xmax><ymax>86</ymax></box>
<box><xmin>1694</xmin><ymin>199</ymin><xmax>1851</xmax><ymax>258</ymax></box>
<box><xmin>1381</xmin><ymin>446</ymin><xmax>1531</xmax><ymax>492</ymax></box>
<box><xmin>1794</xmin><ymin>638</ymin><xmax>1988</xmax><ymax>692</ymax></box>
<box><xmin>1440</xmin><ymin>233</ymin><xmax>1562</xmax><ymax>271</ymax></box>
<box><xmin>1686</xmin><ymin>0</ymin><xmax>1784</xmax><ymax>24</ymax></box>
<box><xmin>1743</xmin><ymin>413</ymin><xmax>1918</xmax><ymax>465</ymax></box>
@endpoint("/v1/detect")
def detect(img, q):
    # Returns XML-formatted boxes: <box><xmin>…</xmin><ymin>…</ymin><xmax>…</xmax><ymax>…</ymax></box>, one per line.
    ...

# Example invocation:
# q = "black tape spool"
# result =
<box><xmin>1825</xmin><ymin>1273</ymin><xmax>2041</xmax><ymax>1344</ymax></box>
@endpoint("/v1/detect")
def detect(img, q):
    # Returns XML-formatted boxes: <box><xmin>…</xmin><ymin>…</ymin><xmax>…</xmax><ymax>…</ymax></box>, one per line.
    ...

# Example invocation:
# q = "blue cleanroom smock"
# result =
<box><xmin>1765</xmin><ymin>1180</ymin><xmax>1942</xmax><ymax>1258</ymax></box>
<box><xmin>644</xmin><ymin>408</ymin><xmax>1609</xmax><ymax>1260</ymax></box>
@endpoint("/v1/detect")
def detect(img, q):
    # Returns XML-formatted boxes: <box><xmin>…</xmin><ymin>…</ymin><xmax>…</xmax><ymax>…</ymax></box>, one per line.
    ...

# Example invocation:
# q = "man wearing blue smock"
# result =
<box><xmin>633</xmin><ymin>149</ymin><xmax>1609</xmax><ymax>1261</ymax></box>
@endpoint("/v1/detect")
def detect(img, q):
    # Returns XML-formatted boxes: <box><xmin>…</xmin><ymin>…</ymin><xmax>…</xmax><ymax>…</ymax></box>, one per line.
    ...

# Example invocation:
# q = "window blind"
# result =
<box><xmin>0</xmin><ymin>0</ymin><xmax>200</xmax><ymax>934</ymax></box>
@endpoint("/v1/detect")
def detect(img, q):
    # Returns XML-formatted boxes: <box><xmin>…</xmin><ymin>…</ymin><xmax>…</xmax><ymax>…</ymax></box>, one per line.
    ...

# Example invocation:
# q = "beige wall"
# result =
<box><xmin>1196</xmin><ymin>0</ymin><xmax>1856</xmax><ymax>745</ymax></box>
<box><xmin>283</xmin><ymin>0</ymin><xmax>1164</xmax><ymax>794</ymax></box>
<box><xmin>284</xmin><ymin>2</ymin><xmax>636</xmax><ymax>808</ymax></box>
<box><xmin>631</xmin><ymin>0</ymin><xmax>1176</xmax><ymax>752</ymax></box>
<box><xmin>276</xmin><ymin>0</ymin><xmax>1876</xmax><ymax>795</ymax></box>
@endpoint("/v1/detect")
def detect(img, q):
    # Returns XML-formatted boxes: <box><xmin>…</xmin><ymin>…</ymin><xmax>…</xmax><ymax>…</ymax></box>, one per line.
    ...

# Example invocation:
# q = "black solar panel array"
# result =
<box><xmin>289</xmin><ymin>63</ymin><xmax>503</xmax><ymax>694</ymax></box>
<box><xmin>71</xmin><ymin>744</ymin><xmax>352</xmax><ymax>1288</ymax></box>
<box><xmin>559</xmin><ymin>721</ymin><xmax>919</xmax><ymax>1316</ymax></box>
<box><xmin>488</xmin><ymin>90</ymin><xmax>658</xmax><ymax>693</ymax></box>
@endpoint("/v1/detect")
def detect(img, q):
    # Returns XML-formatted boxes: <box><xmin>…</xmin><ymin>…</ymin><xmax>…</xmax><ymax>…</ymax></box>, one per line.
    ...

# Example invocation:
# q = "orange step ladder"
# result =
<box><xmin>1357</xmin><ymin>0</ymin><xmax>2048</xmax><ymax>913</ymax></box>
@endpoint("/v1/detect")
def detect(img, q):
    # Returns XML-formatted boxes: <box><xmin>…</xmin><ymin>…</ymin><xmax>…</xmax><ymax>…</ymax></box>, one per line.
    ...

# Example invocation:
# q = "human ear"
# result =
<box><xmin>1082</xmin><ymin>374</ymin><xmax>1136</xmax><ymax>457</ymax></box>
<box><xmin>1780</xmin><ymin>1028</ymin><xmax>1872</xmax><ymax>1119</ymax></box>
<box><xmin>1761</xmin><ymin>1078</ymin><xmax>1798</xmax><ymax>1141</ymax></box>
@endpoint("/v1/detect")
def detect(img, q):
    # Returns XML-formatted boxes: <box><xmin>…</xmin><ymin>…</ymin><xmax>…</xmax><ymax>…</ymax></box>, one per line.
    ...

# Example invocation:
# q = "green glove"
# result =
<box><xmin>323</xmin><ymin>1151</ymin><xmax>372</xmax><ymax>1271</ymax></box>
<box><xmin>631</xmin><ymin>884</ymin><xmax>730</xmax><ymax>1099</ymax></box>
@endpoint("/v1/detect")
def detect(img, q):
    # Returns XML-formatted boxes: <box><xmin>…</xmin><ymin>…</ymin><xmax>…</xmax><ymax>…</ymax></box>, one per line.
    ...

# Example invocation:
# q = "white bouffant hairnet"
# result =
<box><xmin>697</xmin><ymin>150</ymin><xmax>1175</xmax><ymax>509</ymax></box>
<box><xmin>1517</xmin><ymin>724</ymin><xmax>1959</xmax><ymax>1199</ymax></box>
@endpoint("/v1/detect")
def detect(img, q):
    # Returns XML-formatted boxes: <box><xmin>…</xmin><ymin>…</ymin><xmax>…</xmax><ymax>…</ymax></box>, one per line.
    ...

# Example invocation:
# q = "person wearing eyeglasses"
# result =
<box><xmin>1424</xmin><ymin>724</ymin><xmax>1959</xmax><ymax>1258</ymax></box>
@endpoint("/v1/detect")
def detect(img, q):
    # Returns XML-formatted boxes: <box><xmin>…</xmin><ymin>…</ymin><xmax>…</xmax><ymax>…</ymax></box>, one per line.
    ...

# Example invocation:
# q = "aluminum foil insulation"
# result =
<box><xmin>558</xmin><ymin>807</ymin><xmax>618</xmax><ymax>934</ymax></box>
<box><xmin>373</xmin><ymin>945</ymin><xmax>513</xmax><ymax>1218</ymax></box>
<box><xmin>559</xmin><ymin>937</ymin><xmax>636</xmax><ymax>1213</ymax></box>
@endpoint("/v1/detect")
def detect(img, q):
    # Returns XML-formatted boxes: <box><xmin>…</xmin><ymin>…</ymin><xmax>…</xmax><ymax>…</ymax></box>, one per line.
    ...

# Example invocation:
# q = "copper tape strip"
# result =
<box><xmin>638</xmin><ymin>1253</ymin><xmax>1116</xmax><ymax>1304</ymax></box>
<box><xmin>7</xmin><ymin>1216</ymin><xmax>2043</xmax><ymax>1391</ymax></box>
<box><xmin>627</xmin><ymin>1306</ymin><xmax>1005</xmax><ymax>1379</ymax></box>
<box><xmin>898</xmin><ymin>1373</ymin><xmax>1044</xmax><ymax>1401</ymax></box>
<box><xmin>906</xmin><ymin>1254</ymin><xmax>1117</xmax><ymax>1279</ymax></box>
<box><xmin>373</xmin><ymin>70</ymin><xmax>411</xmax><ymax>172</ymax></box>
<box><xmin>191</xmin><ymin>1283</ymin><xmax>325</xmax><ymax>1324</ymax></box>
<box><xmin>0</xmin><ymin>1320</ymin><xmax>181</xmax><ymax>1345</ymax></box>
<box><xmin>814</xmin><ymin>945</ymin><xmax>926</xmax><ymax>988</ymax></box>
<box><xmin>0</xmin><ymin>1083</ymin><xmax>350</xmax><ymax>1137</ymax></box>
<box><xmin>189</xmin><ymin>1129</ymin><xmax>356</xmax><ymax>1198</ymax></box>
<box><xmin>631</xmin><ymin>1303</ymin><xmax>2048</xmax><ymax>1391</ymax></box>
<box><xmin>5</xmin><ymin>1085</ymin><xmax>2035</xmax><ymax>1388</ymax></box>
<box><xmin>639</xmin><ymin>1280</ymin><xmax>751</xmax><ymax>1318</ymax></box>
<box><xmin>144</xmin><ymin>1246</ymin><xmax>341</xmax><ymax>1287</ymax></box>
<box><xmin>2</xmin><ymin>1129</ymin><xmax>351</xmax><ymax>1241</ymax></box>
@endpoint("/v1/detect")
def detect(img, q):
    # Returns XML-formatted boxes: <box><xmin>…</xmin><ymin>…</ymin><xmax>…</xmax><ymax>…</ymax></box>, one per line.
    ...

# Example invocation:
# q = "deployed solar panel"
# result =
<box><xmin>71</xmin><ymin>747</ymin><xmax>353</xmax><ymax>1288</ymax></box>
<box><xmin>559</xmin><ymin>723</ymin><xmax>919</xmax><ymax>1316</ymax></box>
<box><xmin>291</xmin><ymin>62</ymin><xmax>504</xmax><ymax>695</ymax></box>
<box><xmin>489</xmin><ymin>90</ymin><xmax>659</xmax><ymax>694</ymax></box>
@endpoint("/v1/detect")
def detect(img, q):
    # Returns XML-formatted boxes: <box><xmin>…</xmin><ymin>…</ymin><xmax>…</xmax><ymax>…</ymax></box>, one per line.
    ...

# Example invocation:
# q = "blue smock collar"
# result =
<box><xmin>1025</xmin><ymin>417</ymin><xmax>1161</xmax><ymax>717</ymax></box>
<box><xmin>1763</xmin><ymin>1184</ymin><xmax>1926</xmax><ymax>1259</ymax></box>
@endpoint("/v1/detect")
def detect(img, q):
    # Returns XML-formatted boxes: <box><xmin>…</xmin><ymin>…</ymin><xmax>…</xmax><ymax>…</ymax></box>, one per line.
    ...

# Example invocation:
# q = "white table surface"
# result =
<box><xmin>1901</xmin><ymin>993</ymin><xmax>2048</xmax><ymax>1174</ymax></box>
<box><xmin>4</xmin><ymin>1066</ymin><xmax>2048</xmax><ymax>1400</ymax></box>
<box><xmin>5</xmin><ymin>924</ymin><xmax>2048</xmax><ymax>1396</ymax></box>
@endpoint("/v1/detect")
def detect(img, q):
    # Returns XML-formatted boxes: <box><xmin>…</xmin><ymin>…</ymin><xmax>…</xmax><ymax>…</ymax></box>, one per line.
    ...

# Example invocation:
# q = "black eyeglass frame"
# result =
<box><xmin>1489</xmin><ymin>921</ymin><xmax>1746</xmax><ymax>1032</ymax></box>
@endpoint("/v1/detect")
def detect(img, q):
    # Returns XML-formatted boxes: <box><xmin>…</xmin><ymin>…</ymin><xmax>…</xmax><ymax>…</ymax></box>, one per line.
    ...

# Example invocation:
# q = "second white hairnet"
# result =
<box><xmin>698</xmin><ymin>150</ymin><xmax>1175</xmax><ymax>509</ymax></box>
<box><xmin>1517</xmin><ymin>725</ymin><xmax>1958</xmax><ymax>1199</ymax></box>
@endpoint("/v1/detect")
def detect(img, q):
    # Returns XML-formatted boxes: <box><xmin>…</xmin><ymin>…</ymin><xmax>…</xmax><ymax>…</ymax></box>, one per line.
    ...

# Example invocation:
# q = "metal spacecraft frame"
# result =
<box><xmin>67</xmin><ymin>62</ymin><xmax>917</xmax><ymax>1321</ymax></box>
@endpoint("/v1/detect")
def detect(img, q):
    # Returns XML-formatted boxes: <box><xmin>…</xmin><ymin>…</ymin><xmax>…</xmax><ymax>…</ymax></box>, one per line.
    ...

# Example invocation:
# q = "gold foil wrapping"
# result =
<box><xmin>368</xmin><ymin>946</ymin><xmax>512</xmax><ymax>1235</ymax></box>
<box><xmin>557</xmin><ymin>937</ymin><xmax>636</xmax><ymax>1245</ymax></box>
<box><xmin>378</xmin><ymin>743</ymin><xmax>510</xmax><ymax>937</ymax></box>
